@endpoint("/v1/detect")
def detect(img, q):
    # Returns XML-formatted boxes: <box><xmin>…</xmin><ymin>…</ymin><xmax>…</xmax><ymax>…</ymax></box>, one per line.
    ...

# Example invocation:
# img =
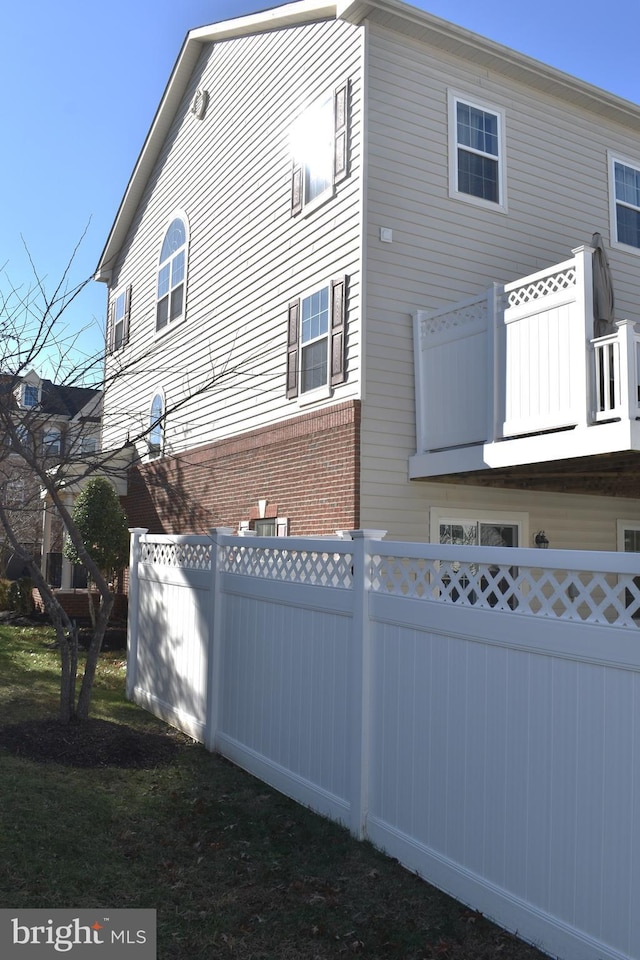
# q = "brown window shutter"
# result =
<box><xmin>330</xmin><ymin>276</ymin><xmax>347</xmax><ymax>386</ymax></box>
<box><xmin>123</xmin><ymin>284</ymin><xmax>132</xmax><ymax>346</ymax></box>
<box><xmin>286</xmin><ymin>299</ymin><xmax>300</xmax><ymax>398</ymax></box>
<box><xmin>291</xmin><ymin>162</ymin><xmax>303</xmax><ymax>216</ymax></box>
<box><xmin>333</xmin><ymin>80</ymin><xmax>349</xmax><ymax>184</ymax></box>
<box><xmin>107</xmin><ymin>298</ymin><xmax>115</xmax><ymax>354</ymax></box>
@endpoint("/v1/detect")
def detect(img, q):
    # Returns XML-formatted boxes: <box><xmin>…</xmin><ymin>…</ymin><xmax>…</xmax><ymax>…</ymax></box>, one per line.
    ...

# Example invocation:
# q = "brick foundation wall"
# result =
<box><xmin>124</xmin><ymin>400</ymin><xmax>361</xmax><ymax>537</ymax></box>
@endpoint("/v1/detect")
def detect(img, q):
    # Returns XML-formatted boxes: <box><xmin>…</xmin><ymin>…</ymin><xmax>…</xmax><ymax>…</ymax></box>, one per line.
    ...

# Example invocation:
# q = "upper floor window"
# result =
<box><xmin>42</xmin><ymin>427</ymin><xmax>62</xmax><ymax>456</ymax></box>
<box><xmin>286</xmin><ymin>277</ymin><xmax>346</xmax><ymax>399</ymax></box>
<box><xmin>148</xmin><ymin>393</ymin><xmax>164</xmax><ymax>459</ymax></box>
<box><xmin>291</xmin><ymin>81</ymin><xmax>349</xmax><ymax>215</ymax></box>
<box><xmin>22</xmin><ymin>384</ymin><xmax>39</xmax><ymax>408</ymax></box>
<box><xmin>157</xmin><ymin>216</ymin><xmax>188</xmax><ymax>332</ymax></box>
<box><xmin>610</xmin><ymin>154</ymin><xmax>640</xmax><ymax>251</ymax></box>
<box><xmin>449</xmin><ymin>93</ymin><xmax>506</xmax><ymax>212</ymax></box>
<box><xmin>108</xmin><ymin>285</ymin><xmax>131</xmax><ymax>353</ymax></box>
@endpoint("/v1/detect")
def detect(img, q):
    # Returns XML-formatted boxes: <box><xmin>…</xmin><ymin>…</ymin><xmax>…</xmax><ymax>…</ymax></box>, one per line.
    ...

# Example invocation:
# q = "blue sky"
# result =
<box><xmin>3</xmin><ymin>0</ymin><xmax>639</xmax><ymax>377</ymax></box>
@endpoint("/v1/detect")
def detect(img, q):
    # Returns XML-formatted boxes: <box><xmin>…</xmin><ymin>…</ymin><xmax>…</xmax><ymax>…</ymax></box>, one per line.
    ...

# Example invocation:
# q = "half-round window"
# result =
<box><xmin>149</xmin><ymin>393</ymin><xmax>164</xmax><ymax>459</ymax></box>
<box><xmin>156</xmin><ymin>216</ymin><xmax>187</xmax><ymax>332</ymax></box>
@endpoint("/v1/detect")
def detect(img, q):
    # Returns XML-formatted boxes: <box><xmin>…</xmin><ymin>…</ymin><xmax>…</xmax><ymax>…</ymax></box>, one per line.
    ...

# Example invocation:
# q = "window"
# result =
<box><xmin>5</xmin><ymin>479</ymin><xmax>25</xmax><ymax>506</ymax></box>
<box><xmin>157</xmin><ymin>216</ymin><xmax>188</xmax><ymax>331</ymax></box>
<box><xmin>148</xmin><ymin>393</ymin><xmax>164</xmax><ymax>459</ymax></box>
<box><xmin>286</xmin><ymin>277</ymin><xmax>346</xmax><ymax>398</ymax></box>
<box><xmin>617</xmin><ymin>520</ymin><xmax>640</xmax><ymax>613</ymax></box>
<box><xmin>438</xmin><ymin>520</ymin><xmax>519</xmax><ymax>548</ymax></box>
<box><xmin>239</xmin><ymin>518</ymin><xmax>289</xmax><ymax>536</ymax></box>
<box><xmin>449</xmin><ymin>93</ymin><xmax>506</xmax><ymax>211</ymax></box>
<box><xmin>291</xmin><ymin>81</ymin><xmax>349</xmax><ymax>214</ymax></box>
<box><xmin>432</xmin><ymin>509</ymin><xmax>526</xmax><ymax>609</ymax></box>
<box><xmin>22</xmin><ymin>384</ymin><xmax>39</xmax><ymax>408</ymax></box>
<box><xmin>42</xmin><ymin>428</ymin><xmax>62</xmax><ymax>456</ymax></box>
<box><xmin>610</xmin><ymin>154</ymin><xmax>640</xmax><ymax>251</ymax></box>
<box><xmin>108</xmin><ymin>285</ymin><xmax>131</xmax><ymax>352</ymax></box>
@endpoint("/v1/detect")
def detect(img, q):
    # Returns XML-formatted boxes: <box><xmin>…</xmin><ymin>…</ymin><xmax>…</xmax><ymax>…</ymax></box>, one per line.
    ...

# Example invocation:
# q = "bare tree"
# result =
<box><xmin>0</xmin><ymin>245</ymin><xmax>242</xmax><ymax>723</ymax></box>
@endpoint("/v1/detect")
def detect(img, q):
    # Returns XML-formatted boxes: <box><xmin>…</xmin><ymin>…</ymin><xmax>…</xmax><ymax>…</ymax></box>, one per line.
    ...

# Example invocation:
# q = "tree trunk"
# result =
<box><xmin>76</xmin><ymin>591</ymin><xmax>114</xmax><ymax>720</ymax></box>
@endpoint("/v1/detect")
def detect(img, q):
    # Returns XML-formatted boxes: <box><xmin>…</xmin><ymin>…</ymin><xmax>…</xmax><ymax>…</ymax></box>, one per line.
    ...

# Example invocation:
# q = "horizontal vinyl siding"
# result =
<box><xmin>360</xmin><ymin>21</ymin><xmax>640</xmax><ymax>542</ymax></box>
<box><xmin>102</xmin><ymin>19</ymin><xmax>363</xmax><ymax>458</ymax></box>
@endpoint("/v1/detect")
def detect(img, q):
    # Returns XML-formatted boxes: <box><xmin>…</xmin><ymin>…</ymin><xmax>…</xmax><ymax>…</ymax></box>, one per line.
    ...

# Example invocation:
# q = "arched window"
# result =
<box><xmin>156</xmin><ymin>216</ymin><xmax>187</xmax><ymax>331</ymax></box>
<box><xmin>149</xmin><ymin>393</ymin><xmax>164</xmax><ymax>458</ymax></box>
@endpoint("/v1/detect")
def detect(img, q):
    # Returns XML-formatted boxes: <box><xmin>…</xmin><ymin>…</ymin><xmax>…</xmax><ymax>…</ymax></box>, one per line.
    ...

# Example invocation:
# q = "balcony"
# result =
<box><xmin>410</xmin><ymin>244</ymin><xmax>640</xmax><ymax>494</ymax></box>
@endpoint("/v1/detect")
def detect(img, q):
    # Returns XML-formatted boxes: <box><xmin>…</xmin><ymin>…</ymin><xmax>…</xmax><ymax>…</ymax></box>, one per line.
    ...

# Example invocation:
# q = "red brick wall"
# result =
<box><xmin>124</xmin><ymin>400</ymin><xmax>361</xmax><ymax>537</ymax></box>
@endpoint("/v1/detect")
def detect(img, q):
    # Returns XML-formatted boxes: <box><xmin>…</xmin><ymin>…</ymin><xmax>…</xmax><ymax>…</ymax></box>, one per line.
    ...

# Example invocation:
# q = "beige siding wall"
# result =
<box><xmin>102</xmin><ymin>19</ymin><xmax>364</xmax><ymax>458</ymax></box>
<box><xmin>360</xmin><ymin>20</ymin><xmax>640</xmax><ymax>544</ymax></box>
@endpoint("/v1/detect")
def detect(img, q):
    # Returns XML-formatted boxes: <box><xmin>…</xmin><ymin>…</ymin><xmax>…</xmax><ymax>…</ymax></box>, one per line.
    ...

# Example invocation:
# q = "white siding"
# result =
<box><xmin>102</xmin><ymin>20</ymin><xmax>364</xmax><ymax>458</ymax></box>
<box><xmin>360</xmin><ymin>21</ymin><xmax>640</xmax><ymax>543</ymax></box>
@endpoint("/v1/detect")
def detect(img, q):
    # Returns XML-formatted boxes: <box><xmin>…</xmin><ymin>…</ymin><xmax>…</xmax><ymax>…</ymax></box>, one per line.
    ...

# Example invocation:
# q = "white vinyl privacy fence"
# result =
<box><xmin>127</xmin><ymin>528</ymin><xmax>640</xmax><ymax>960</ymax></box>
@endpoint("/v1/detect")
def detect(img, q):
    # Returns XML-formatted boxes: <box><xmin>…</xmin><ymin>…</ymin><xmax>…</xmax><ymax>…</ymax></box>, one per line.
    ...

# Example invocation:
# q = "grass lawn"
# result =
<box><xmin>0</xmin><ymin>624</ymin><xmax>548</xmax><ymax>960</ymax></box>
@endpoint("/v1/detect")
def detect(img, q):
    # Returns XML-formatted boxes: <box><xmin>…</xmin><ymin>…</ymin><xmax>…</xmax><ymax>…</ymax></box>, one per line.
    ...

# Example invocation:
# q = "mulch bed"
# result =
<box><xmin>0</xmin><ymin>718</ymin><xmax>186</xmax><ymax>768</ymax></box>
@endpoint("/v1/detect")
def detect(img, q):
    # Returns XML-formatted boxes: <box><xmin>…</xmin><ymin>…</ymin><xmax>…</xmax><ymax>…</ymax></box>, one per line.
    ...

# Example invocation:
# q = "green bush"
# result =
<box><xmin>8</xmin><ymin>578</ymin><xmax>34</xmax><ymax>616</ymax></box>
<box><xmin>0</xmin><ymin>580</ymin><xmax>11</xmax><ymax>611</ymax></box>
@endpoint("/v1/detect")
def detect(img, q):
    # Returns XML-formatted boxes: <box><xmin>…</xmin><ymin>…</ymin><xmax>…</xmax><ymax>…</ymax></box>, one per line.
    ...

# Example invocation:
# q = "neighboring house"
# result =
<box><xmin>96</xmin><ymin>0</ymin><xmax>640</xmax><ymax>553</ymax></box>
<box><xmin>0</xmin><ymin>371</ymin><xmax>101</xmax><ymax>579</ymax></box>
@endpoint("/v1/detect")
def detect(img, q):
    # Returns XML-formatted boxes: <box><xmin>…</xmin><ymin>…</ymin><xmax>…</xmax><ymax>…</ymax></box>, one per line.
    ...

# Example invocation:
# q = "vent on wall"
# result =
<box><xmin>190</xmin><ymin>87</ymin><xmax>209</xmax><ymax>120</ymax></box>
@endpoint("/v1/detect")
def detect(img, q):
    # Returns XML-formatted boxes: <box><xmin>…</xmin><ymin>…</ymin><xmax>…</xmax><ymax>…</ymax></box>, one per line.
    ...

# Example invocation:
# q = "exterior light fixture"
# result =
<box><xmin>534</xmin><ymin>530</ymin><xmax>550</xmax><ymax>549</ymax></box>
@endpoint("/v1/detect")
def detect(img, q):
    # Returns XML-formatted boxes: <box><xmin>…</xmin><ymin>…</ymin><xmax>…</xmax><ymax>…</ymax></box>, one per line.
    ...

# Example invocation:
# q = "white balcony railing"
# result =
<box><xmin>413</xmin><ymin>244</ymin><xmax>640</xmax><ymax>456</ymax></box>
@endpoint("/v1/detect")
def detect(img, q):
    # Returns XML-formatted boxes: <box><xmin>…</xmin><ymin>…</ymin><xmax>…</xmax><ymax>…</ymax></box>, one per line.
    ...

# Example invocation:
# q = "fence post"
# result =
<box><xmin>205</xmin><ymin>527</ymin><xmax>234</xmax><ymax>753</ymax></box>
<box><xmin>126</xmin><ymin>527</ymin><xmax>148</xmax><ymax>701</ymax></box>
<box><xmin>347</xmin><ymin>529</ymin><xmax>387</xmax><ymax>839</ymax></box>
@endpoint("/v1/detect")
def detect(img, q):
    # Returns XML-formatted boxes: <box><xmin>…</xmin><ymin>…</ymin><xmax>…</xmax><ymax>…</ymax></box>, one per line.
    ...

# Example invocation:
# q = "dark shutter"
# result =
<box><xmin>286</xmin><ymin>300</ymin><xmax>300</xmax><ymax>398</ymax></box>
<box><xmin>330</xmin><ymin>277</ymin><xmax>346</xmax><ymax>386</ymax></box>
<box><xmin>123</xmin><ymin>284</ymin><xmax>132</xmax><ymax>347</ymax></box>
<box><xmin>291</xmin><ymin>162</ymin><xmax>303</xmax><ymax>216</ymax></box>
<box><xmin>333</xmin><ymin>81</ymin><xmax>349</xmax><ymax>184</ymax></box>
<box><xmin>107</xmin><ymin>298</ymin><xmax>115</xmax><ymax>354</ymax></box>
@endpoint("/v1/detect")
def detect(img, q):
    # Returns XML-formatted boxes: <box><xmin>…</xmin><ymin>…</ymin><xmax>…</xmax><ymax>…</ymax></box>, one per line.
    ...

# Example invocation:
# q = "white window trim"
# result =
<box><xmin>155</xmin><ymin>210</ymin><xmax>190</xmax><ymax>338</ymax></box>
<box><xmin>298</xmin><ymin>281</ymin><xmax>333</xmax><ymax>402</ymax></box>
<box><xmin>608</xmin><ymin>151</ymin><xmax>640</xmax><ymax>256</ymax></box>
<box><xmin>448</xmin><ymin>90</ymin><xmax>508</xmax><ymax>214</ymax></box>
<box><xmin>430</xmin><ymin>507</ymin><xmax>528</xmax><ymax>547</ymax></box>
<box><xmin>616</xmin><ymin>519</ymin><xmax>640</xmax><ymax>551</ymax></box>
<box><xmin>147</xmin><ymin>388</ymin><xmax>165</xmax><ymax>460</ymax></box>
<box><xmin>21</xmin><ymin>382</ymin><xmax>40</xmax><ymax>408</ymax></box>
<box><xmin>110</xmin><ymin>284</ymin><xmax>130</xmax><ymax>353</ymax></box>
<box><xmin>239</xmin><ymin>518</ymin><xmax>289</xmax><ymax>536</ymax></box>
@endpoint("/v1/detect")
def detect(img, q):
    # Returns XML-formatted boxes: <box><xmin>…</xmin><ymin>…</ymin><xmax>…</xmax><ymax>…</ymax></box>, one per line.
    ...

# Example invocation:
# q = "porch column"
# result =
<box><xmin>572</xmin><ymin>244</ymin><xmax>595</xmax><ymax>429</ymax></box>
<box><xmin>60</xmin><ymin>493</ymin><xmax>74</xmax><ymax>589</ymax></box>
<box><xmin>40</xmin><ymin>497</ymin><xmax>52</xmax><ymax>579</ymax></box>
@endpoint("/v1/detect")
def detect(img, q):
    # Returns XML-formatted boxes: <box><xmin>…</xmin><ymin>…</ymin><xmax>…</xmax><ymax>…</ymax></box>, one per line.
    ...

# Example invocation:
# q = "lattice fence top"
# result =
<box><xmin>140</xmin><ymin>539</ymin><xmax>212</xmax><ymax>570</ymax></box>
<box><xmin>419</xmin><ymin>298</ymin><xmax>488</xmax><ymax>341</ymax></box>
<box><xmin>507</xmin><ymin>266</ymin><xmax>576</xmax><ymax>309</ymax></box>
<box><xmin>222</xmin><ymin>544</ymin><xmax>353</xmax><ymax>588</ymax></box>
<box><xmin>370</xmin><ymin>552</ymin><xmax>640</xmax><ymax>627</ymax></box>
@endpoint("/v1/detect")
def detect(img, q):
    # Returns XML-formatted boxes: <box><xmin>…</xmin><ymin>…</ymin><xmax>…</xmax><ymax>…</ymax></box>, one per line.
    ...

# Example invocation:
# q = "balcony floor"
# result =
<box><xmin>412</xmin><ymin>448</ymin><xmax>640</xmax><ymax>498</ymax></box>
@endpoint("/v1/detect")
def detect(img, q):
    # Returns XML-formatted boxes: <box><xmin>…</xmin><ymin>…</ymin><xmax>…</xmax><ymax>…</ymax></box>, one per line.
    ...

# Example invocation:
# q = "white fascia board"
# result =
<box><xmin>410</xmin><ymin>421</ymin><xmax>640</xmax><ymax>480</ymax></box>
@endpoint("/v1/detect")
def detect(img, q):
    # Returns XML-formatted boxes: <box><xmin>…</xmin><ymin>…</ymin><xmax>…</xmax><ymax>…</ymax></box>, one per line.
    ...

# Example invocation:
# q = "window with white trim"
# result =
<box><xmin>430</xmin><ymin>507</ymin><xmax>528</xmax><ymax>548</ymax></box>
<box><xmin>610</xmin><ymin>154</ymin><xmax>640</xmax><ymax>251</ymax></box>
<box><xmin>42</xmin><ymin>427</ymin><xmax>62</xmax><ymax>456</ymax></box>
<box><xmin>108</xmin><ymin>285</ymin><xmax>131</xmax><ymax>353</ymax></box>
<box><xmin>148</xmin><ymin>393</ymin><xmax>164</xmax><ymax>459</ymax></box>
<box><xmin>449</xmin><ymin>93</ymin><xmax>506</xmax><ymax>210</ymax></box>
<box><xmin>286</xmin><ymin>277</ymin><xmax>346</xmax><ymax>398</ymax></box>
<box><xmin>156</xmin><ymin>216</ymin><xmax>188</xmax><ymax>332</ymax></box>
<box><xmin>22</xmin><ymin>384</ymin><xmax>39</xmax><ymax>408</ymax></box>
<box><xmin>290</xmin><ymin>81</ymin><xmax>349</xmax><ymax>215</ymax></box>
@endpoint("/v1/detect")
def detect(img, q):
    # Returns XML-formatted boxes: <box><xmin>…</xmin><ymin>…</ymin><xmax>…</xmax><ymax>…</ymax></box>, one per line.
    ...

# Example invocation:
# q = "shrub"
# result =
<box><xmin>0</xmin><ymin>579</ymin><xmax>11</xmax><ymax>611</ymax></box>
<box><xmin>8</xmin><ymin>578</ymin><xmax>34</xmax><ymax>616</ymax></box>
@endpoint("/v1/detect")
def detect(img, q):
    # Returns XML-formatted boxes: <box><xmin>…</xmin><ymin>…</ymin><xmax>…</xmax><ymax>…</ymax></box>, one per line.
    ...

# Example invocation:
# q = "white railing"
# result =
<box><xmin>592</xmin><ymin>319</ymin><xmax>640</xmax><ymax>421</ymax></box>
